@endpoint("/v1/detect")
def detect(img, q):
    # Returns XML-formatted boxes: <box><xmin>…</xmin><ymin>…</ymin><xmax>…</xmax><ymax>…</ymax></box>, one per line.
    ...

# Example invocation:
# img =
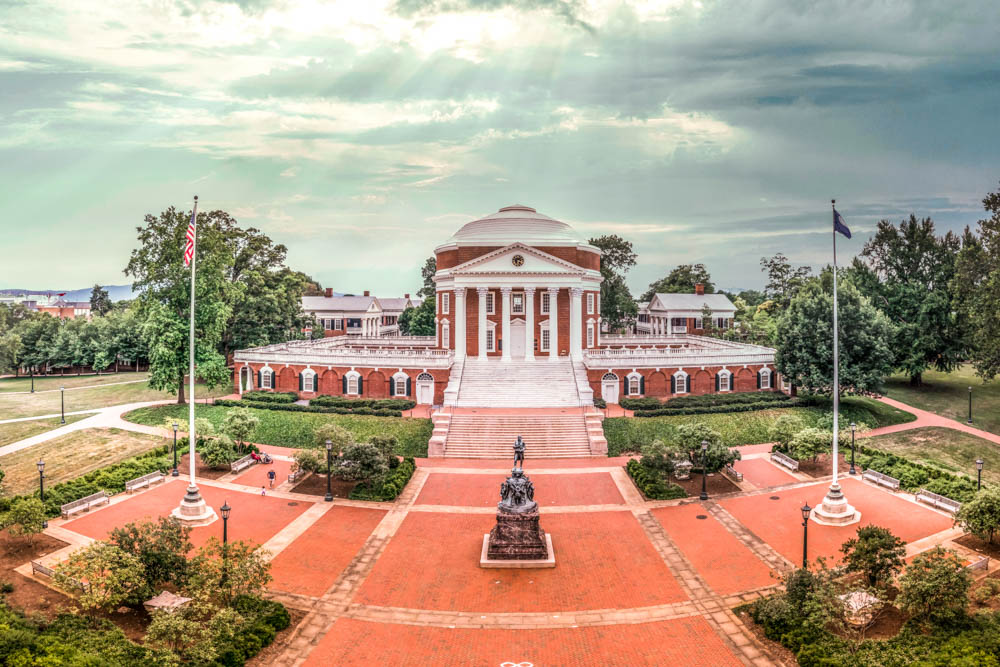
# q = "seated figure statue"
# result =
<box><xmin>497</xmin><ymin>468</ymin><xmax>538</xmax><ymax>514</ymax></box>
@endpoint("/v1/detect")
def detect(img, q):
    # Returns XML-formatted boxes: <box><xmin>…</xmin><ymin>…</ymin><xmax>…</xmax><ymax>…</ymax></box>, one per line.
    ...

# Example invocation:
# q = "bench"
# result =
<box><xmin>916</xmin><ymin>489</ymin><xmax>962</xmax><ymax>514</ymax></box>
<box><xmin>60</xmin><ymin>491</ymin><xmax>110</xmax><ymax>519</ymax></box>
<box><xmin>770</xmin><ymin>451</ymin><xmax>800</xmax><ymax>472</ymax></box>
<box><xmin>32</xmin><ymin>560</ymin><xmax>89</xmax><ymax>592</ymax></box>
<box><xmin>862</xmin><ymin>469</ymin><xmax>901</xmax><ymax>491</ymax></box>
<box><xmin>723</xmin><ymin>464</ymin><xmax>744</xmax><ymax>482</ymax></box>
<box><xmin>125</xmin><ymin>471</ymin><xmax>165</xmax><ymax>493</ymax></box>
<box><xmin>288</xmin><ymin>468</ymin><xmax>306</xmax><ymax>484</ymax></box>
<box><xmin>967</xmin><ymin>556</ymin><xmax>990</xmax><ymax>573</ymax></box>
<box><xmin>230</xmin><ymin>454</ymin><xmax>255</xmax><ymax>473</ymax></box>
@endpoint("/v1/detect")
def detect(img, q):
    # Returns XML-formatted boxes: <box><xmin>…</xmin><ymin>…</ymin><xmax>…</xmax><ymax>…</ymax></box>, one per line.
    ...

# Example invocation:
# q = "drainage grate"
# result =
<box><xmin>695</xmin><ymin>514</ymin><xmax>708</xmax><ymax>520</ymax></box>
<box><xmin>769</xmin><ymin>496</ymin><xmax>781</xmax><ymax>500</ymax></box>
<box><xmin>287</xmin><ymin>502</ymin><xmax>299</xmax><ymax>506</ymax></box>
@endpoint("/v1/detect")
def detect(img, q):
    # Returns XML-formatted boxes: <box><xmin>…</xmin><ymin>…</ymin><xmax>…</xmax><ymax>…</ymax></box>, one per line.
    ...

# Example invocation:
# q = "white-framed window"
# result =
<box><xmin>694</xmin><ymin>317</ymin><xmax>703</xmax><ymax>330</ymax></box>
<box><xmin>512</xmin><ymin>292</ymin><xmax>524</xmax><ymax>314</ymax></box>
<box><xmin>719</xmin><ymin>370</ymin><xmax>731</xmax><ymax>392</ymax></box>
<box><xmin>760</xmin><ymin>368</ymin><xmax>772</xmax><ymax>389</ymax></box>
<box><xmin>541</xmin><ymin>292</ymin><xmax>550</xmax><ymax>314</ymax></box>
<box><xmin>716</xmin><ymin>317</ymin><xmax>726</xmax><ymax>329</ymax></box>
<box><xmin>440</xmin><ymin>292</ymin><xmax>449</xmax><ymax>314</ymax></box>
<box><xmin>346</xmin><ymin>372</ymin><xmax>360</xmax><ymax>395</ymax></box>
<box><xmin>540</xmin><ymin>327</ymin><xmax>550</xmax><ymax>352</ymax></box>
<box><xmin>261</xmin><ymin>369</ymin><xmax>273</xmax><ymax>389</ymax></box>
<box><xmin>587</xmin><ymin>323</ymin><xmax>595</xmax><ymax>347</ymax></box>
<box><xmin>628</xmin><ymin>376</ymin><xmax>640</xmax><ymax>396</ymax></box>
<box><xmin>486</xmin><ymin>329</ymin><xmax>495</xmax><ymax>352</ymax></box>
<box><xmin>334</xmin><ymin>318</ymin><xmax>343</xmax><ymax>330</ymax></box>
<box><xmin>486</xmin><ymin>291</ymin><xmax>495</xmax><ymax>315</ymax></box>
<box><xmin>586</xmin><ymin>293</ymin><xmax>595</xmax><ymax>314</ymax></box>
<box><xmin>442</xmin><ymin>321</ymin><xmax>450</xmax><ymax>348</ymax></box>
<box><xmin>674</xmin><ymin>371</ymin><xmax>688</xmax><ymax>394</ymax></box>
<box><xmin>302</xmin><ymin>370</ymin><xmax>315</xmax><ymax>392</ymax></box>
<box><xmin>395</xmin><ymin>376</ymin><xmax>407</xmax><ymax>396</ymax></box>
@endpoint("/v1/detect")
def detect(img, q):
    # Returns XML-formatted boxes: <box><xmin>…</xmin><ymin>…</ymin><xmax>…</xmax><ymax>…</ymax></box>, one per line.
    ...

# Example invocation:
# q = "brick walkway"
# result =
<box><xmin>36</xmin><ymin>445</ymin><xmax>976</xmax><ymax>666</ymax></box>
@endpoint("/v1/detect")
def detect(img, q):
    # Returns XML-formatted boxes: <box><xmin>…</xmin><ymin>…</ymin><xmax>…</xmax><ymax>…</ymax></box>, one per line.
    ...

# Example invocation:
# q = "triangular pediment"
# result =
<box><xmin>449</xmin><ymin>243</ymin><xmax>586</xmax><ymax>275</ymax></box>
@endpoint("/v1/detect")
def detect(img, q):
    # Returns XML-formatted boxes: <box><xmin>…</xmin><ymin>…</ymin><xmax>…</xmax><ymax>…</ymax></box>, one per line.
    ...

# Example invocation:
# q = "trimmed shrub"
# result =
<box><xmin>350</xmin><ymin>457</ymin><xmax>416</xmax><ymax>501</ymax></box>
<box><xmin>626</xmin><ymin>459</ymin><xmax>687</xmax><ymax>500</ymax></box>
<box><xmin>215</xmin><ymin>398</ymin><xmax>404</xmax><ymax>417</ymax></box>
<box><xmin>310</xmin><ymin>396</ymin><xmax>416</xmax><ymax>411</ymax></box>
<box><xmin>242</xmin><ymin>391</ymin><xmax>297</xmax><ymax>403</ymax></box>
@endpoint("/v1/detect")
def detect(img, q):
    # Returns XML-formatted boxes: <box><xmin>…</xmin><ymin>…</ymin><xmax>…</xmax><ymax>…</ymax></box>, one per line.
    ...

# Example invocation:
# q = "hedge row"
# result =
<box><xmin>350</xmin><ymin>457</ymin><xmax>416</xmax><ymax>501</ymax></box>
<box><xmin>626</xmin><ymin>459</ymin><xmax>687</xmax><ymax>500</ymax></box>
<box><xmin>632</xmin><ymin>398</ymin><xmax>806</xmax><ymax>418</ymax></box>
<box><xmin>215</xmin><ymin>398</ymin><xmax>403</xmax><ymax>417</ymax></box>
<box><xmin>242</xmin><ymin>390</ymin><xmax>297</xmax><ymax>403</ymax></box>
<box><xmin>855</xmin><ymin>442</ymin><xmax>979</xmax><ymax>503</ymax></box>
<box><xmin>310</xmin><ymin>396</ymin><xmax>416</xmax><ymax>411</ymax></box>
<box><xmin>621</xmin><ymin>391</ymin><xmax>790</xmax><ymax>411</ymax></box>
<box><xmin>213</xmin><ymin>596</ymin><xmax>291</xmax><ymax>666</ymax></box>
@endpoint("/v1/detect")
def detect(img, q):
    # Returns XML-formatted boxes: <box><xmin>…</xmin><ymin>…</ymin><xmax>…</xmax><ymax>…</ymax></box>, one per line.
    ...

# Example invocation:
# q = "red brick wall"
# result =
<box><xmin>587</xmin><ymin>364</ymin><xmax>776</xmax><ymax>402</ymax></box>
<box><xmin>435</xmin><ymin>245</ymin><xmax>600</xmax><ymax>271</ymax></box>
<box><xmin>237</xmin><ymin>364</ymin><xmax>451</xmax><ymax>404</ymax></box>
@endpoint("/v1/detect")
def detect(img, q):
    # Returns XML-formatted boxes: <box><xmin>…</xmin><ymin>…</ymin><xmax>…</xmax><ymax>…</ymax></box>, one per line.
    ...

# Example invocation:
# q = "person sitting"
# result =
<box><xmin>251</xmin><ymin>451</ymin><xmax>263</xmax><ymax>462</ymax></box>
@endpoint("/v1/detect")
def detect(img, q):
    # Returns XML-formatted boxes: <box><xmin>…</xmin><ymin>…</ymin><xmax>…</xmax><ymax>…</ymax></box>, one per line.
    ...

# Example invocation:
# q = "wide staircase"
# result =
<box><xmin>441</xmin><ymin>412</ymin><xmax>595</xmax><ymax>458</ymax></box>
<box><xmin>453</xmin><ymin>357</ymin><xmax>582</xmax><ymax>407</ymax></box>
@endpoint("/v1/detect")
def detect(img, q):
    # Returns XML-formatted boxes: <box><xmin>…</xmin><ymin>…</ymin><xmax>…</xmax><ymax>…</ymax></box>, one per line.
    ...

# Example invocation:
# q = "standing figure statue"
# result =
<box><xmin>513</xmin><ymin>435</ymin><xmax>525</xmax><ymax>469</ymax></box>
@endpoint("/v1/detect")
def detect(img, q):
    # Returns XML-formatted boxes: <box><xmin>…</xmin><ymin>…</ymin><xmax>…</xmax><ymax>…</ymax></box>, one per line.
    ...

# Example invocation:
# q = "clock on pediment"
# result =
<box><xmin>511</xmin><ymin>254</ymin><xmax>525</xmax><ymax>267</ymax></box>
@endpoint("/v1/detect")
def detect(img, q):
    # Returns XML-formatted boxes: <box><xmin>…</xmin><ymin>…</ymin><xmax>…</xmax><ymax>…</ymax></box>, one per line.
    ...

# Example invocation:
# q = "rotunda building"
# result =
<box><xmin>432</xmin><ymin>205</ymin><xmax>604</xmax><ymax>361</ymax></box>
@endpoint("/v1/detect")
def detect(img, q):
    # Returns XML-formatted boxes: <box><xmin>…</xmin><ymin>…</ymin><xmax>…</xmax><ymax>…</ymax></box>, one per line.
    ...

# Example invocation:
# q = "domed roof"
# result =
<box><xmin>441</xmin><ymin>205</ymin><xmax>589</xmax><ymax>248</ymax></box>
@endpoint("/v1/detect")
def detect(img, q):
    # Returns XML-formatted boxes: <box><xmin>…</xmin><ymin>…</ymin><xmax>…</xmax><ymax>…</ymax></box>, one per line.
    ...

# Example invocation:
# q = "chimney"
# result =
<box><xmin>694</xmin><ymin>283</ymin><xmax>705</xmax><ymax>295</ymax></box>
<box><xmin>404</xmin><ymin>293</ymin><xmax>410</xmax><ymax>299</ymax></box>
<box><xmin>324</xmin><ymin>287</ymin><xmax>333</xmax><ymax>298</ymax></box>
<box><xmin>363</xmin><ymin>290</ymin><xmax>370</xmax><ymax>297</ymax></box>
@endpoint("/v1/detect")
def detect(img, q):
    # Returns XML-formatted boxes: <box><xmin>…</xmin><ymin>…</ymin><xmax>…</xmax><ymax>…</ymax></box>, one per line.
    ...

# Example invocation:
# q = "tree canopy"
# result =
<box><xmin>760</xmin><ymin>253</ymin><xmax>811</xmax><ymax>309</ymax></box>
<box><xmin>89</xmin><ymin>284</ymin><xmax>112</xmax><ymax>316</ymax></box>
<box><xmin>588</xmin><ymin>234</ymin><xmax>637</xmax><ymax>332</ymax></box>
<box><xmin>641</xmin><ymin>263</ymin><xmax>714</xmax><ymax>302</ymax></box>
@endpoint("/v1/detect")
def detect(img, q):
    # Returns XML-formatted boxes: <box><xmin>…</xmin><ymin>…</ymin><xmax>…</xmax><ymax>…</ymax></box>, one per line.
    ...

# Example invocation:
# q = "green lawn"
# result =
<box><xmin>0</xmin><ymin>427</ymin><xmax>166</xmax><ymax>496</ymax></box>
<box><xmin>123</xmin><ymin>404</ymin><xmax>433</xmax><ymax>457</ymax></box>
<box><xmin>0</xmin><ymin>371</ymin><xmax>151</xmax><ymax>393</ymax></box>
<box><xmin>0</xmin><ymin>415</ymin><xmax>89</xmax><ymax>447</ymax></box>
<box><xmin>866</xmin><ymin>426</ymin><xmax>1000</xmax><ymax>486</ymax></box>
<box><xmin>884</xmin><ymin>364</ymin><xmax>1000</xmax><ymax>436</ymax></box>
<box><xmin>604</xmin><ymin>396</ymin><xmax>915</xmax><ymax>456</ymax></box>
<box><xmin>0</xmin><ymin>380</ymin><xmax>231</xmax><ymax>419</ymax></box>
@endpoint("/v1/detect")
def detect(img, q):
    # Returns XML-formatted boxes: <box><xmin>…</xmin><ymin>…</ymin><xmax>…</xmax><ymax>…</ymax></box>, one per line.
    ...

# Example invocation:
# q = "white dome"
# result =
<box><xmin>442</xmin><ymin>205</ymin><xmax>589</xmax><ymax>247</ymax></box>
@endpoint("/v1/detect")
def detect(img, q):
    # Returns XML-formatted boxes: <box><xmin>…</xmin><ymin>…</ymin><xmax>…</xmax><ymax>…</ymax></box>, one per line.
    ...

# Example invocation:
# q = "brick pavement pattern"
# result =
<box><xmin>416</xmin><ymin>471</ymin><xmax>624</xmax><ymax>507</ymax></box>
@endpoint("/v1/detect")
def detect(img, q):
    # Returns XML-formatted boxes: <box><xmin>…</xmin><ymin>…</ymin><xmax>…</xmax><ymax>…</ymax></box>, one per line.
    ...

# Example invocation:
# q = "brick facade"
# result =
<box><xmin>235</xmin><ymin>363</ymin><xmax>450</xmax><ymax>405</ymax></box>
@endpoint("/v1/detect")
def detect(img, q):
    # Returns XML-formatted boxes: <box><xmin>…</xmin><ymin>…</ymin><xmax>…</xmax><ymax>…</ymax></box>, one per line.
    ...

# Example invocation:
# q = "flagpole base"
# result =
<box><xmin>811</xmin><ymin>482</ymin><xmax>860</xmax><ymax>526</ymax></box>
<box><xmin>170</xmin><ymin>484</ymin><xmax>217</xmax><ymax>526</ymax></box>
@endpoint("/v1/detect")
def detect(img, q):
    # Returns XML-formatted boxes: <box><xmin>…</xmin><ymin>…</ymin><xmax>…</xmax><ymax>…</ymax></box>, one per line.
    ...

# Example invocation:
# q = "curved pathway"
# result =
<box><xmin>867</xmin><ymin>396</ymin><xmax>1000</xmax><ymax>445</ymax></box>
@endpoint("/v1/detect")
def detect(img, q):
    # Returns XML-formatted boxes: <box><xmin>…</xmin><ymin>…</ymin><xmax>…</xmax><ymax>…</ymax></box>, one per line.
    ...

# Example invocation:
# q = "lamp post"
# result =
<box><xmin>325</xmin><ymin>439</ymin><xmax>334</xmax><ymax>502</ymax></box>
<box><xmin>60</xmin><ymin>386</ymin><xmax>65</xmax><ymax>424</ymax></box>
<box><xmin>37</xmin><ymin>460</ymin><xmax>47</xmax><ymax>529</ymax></box>
<box><xmin>171</xmin><ymin>422</ymin><xmax>179</xmax><ymax>476</ymax></box>
<box><xmin>220</xmin><ymin>500</ymin><xmax>231</xmax><ymax>597</ymax></box>
<box><xmin>699</xmin><ymin>440</ymin><xmax>709</xmax><ymax>501</ymax></box>
<box><xmin>968</xmin><ymin>386</ymin><xmax>973</xmax><ymax>424</ymax></box>
<box><xmin>801</xmin><ymin>502</ymin><xmax>811</xmax><ymax>568</ymax></box>
<box><xmin>30</xmin><ymin>366</ymin><xmax>34</xmax><ymax>393</ymax></box>
<box><xmin>976</xmin><ymin>459</ymin><xmax>984</xmax><ymax>491</ymax></box>
<box><xmin>849</xmin><ymin>422</ymin><xmax>857</xmax><ymax>475</ymax></box>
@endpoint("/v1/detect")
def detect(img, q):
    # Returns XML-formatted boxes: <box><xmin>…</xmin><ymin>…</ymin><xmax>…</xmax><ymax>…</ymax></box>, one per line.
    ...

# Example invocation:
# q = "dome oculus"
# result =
<box><xmin>511</xmin><ymin>254</ymin><xmax>525</xmax><ymax>267</ymax></box>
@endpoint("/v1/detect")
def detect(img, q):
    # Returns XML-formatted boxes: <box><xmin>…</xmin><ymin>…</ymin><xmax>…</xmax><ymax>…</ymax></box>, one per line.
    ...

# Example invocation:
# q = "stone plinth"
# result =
<box><xmin>481</xmin><ymin>533</ymin><xmax>555</xmax><ymax>568</ymax></box>
<box><xmin>487</xmin><ymin>510</ymin><xmax>548</xmax><ymax>560</ymax></box>
<box><xmin>811</xmin><ymin>482</ymin><xmax>860</xmax><ymax>526</ymax></box>
<box><xmin>170</xmin><ymin>484</ymin><xmax>217</xmax><ymax>526</ymax></box>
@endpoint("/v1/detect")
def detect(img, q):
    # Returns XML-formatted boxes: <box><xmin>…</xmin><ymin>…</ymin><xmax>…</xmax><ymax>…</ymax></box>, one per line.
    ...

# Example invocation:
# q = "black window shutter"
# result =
<box><xmin>715</xmin><ymin>373</ymin><xmax>720</xmax><ymax>392</ymax></box>
<box><xmin>389</xmin><ymin>378</ymin><xmax>395</xmax><ymax>396</ymax></box>
<box><xmin>406</xmin><ymin>377</ymin><xmax>412</xmax><ymax>396</ymax></box>
<box><xmin>342</xmin><ymin>376</ymin><xmax>347</xmax><ymax>394</ymax></box>
<box><xmin>756</xmin><ymin>370</ymin><xmax>761</xmax><ymax>389</ymax></box>
<box><xmin>257</xmin><ymin>370</ymin><xmax>261</xmax><ymax>388</ymax></box>
<box><xmin>299</xmin><ymin>373</ymin><xmax>303</xmax><ymax>391</ymax></box>
<box><xmin>670</xmin><ymin>374</ymin><xmax>676</xmax><ymax>394</ymax></box>
<box><xmin>358</xmin><ymin>376</ymin><xmax>363</xmax><ymax>395</ymax></box>
<box><xmin>640</xmin><ymin>376</ymin><xmax>645</xmax><ymax>395</ymax></box>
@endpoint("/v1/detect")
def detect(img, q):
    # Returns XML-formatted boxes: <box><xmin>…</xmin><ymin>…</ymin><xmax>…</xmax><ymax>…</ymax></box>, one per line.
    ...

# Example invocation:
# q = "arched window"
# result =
<box><xmin>417</xmin><ymin>373</ymin><xmax>434</xmax><ymax>382</ymax></box>
<box><xmin>345</xmin><ymin>371</ymin><xmax>361</xmax><ymax>395</ymax></box>
<box><xmin>261</xmin><ymin>368</ymin><xmax>274</xmax><ymax>390</ymax></box>
<box><xmin>602</xmin><ymin>372</ymin><xmax>619</xmax><ymax>382</ymax></box>
<box><xmin>301</xmin><ymin>369</ymin><xmax>316</xmax><ymax>392</ymax></box>
<box><xmin>760</xmin><ymin>368</ymin><xmax>772</xmax><ymax>390</ymax></box>
<box><xmin>392</xmin><ymin>372</ymin><xmax>408</xmax><ymax>397</ymax></box>
<box><xmin>718</xmin><ymin>369</ymin><xmax>732</xmax><ymax>392</ymax></box>
<box><xmin>629</xmin><ymin>376</ymin><xmax>640</xmax><ymax>395</ymax></box>
<box><xmin>673</xmin><ymin>371</ymin><xmax>688</xmax><ymax>394</ymax></box>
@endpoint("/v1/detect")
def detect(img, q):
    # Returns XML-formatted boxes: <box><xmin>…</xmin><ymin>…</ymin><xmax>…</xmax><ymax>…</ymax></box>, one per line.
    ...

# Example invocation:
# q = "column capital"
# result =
<box><xmin>570</xmin><ymin>287</ymin><xmax>584</xmax><ymax>297</ymax></box>
<box><xmin>476</xmin><ymin>286</ymin><xmax>489</xmax><ymax>296</ymax></box>
<box><xmin>523</xmin><ymin>286</ymin><xmax>536</xmax><ymax>295</ymax></box>
<box><xmin>500</xmin><ymin>286</ymin><xmax>513</xmax><ymax>295</ymax></box>
<box><xmin>547</xmin><ymin>286</ymin><xmax>560</xmax><ymax>295</ymax></box>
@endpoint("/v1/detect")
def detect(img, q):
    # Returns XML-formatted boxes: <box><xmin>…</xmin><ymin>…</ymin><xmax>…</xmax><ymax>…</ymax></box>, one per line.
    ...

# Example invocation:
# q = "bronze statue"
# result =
<box><xmin>513</xmin><ymin>435</ymin><xmax>525</xmax><ymax>468</ymax></box>
<box><xmin>498</xmin><ymin>467</ymin><xmax>538</xmax><ymax>514</ymax></box>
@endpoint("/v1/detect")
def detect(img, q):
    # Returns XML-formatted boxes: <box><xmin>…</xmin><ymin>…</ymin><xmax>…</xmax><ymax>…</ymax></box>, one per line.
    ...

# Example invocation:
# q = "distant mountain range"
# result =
<box><xmin>0</xmin><ymin>284</ymin><xmax>135</xmax><ymax>302</ymax></box>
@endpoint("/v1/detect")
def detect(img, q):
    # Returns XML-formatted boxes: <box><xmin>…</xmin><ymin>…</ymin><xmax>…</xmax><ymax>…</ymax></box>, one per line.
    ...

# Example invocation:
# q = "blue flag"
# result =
<box><xmin>833</xmin><ymin>208</ymin><xmax>851</xmax><ymax>239</ymax></box>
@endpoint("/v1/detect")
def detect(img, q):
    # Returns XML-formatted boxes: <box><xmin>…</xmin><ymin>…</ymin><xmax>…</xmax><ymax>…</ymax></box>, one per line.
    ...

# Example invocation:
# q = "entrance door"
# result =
<box><xmin>416</xmin><ymin>373</ymin><xmax>434</xmax><ymax>405</ymax></box>
<box><xmin>509</xmin><ymin>319</ymin><xmax>526</xmax><ymax>358</ymax></box>
<box><xmin>601</xmin><ymin>373</ymin><xmax>620</xmax><ymax>404</ymax></box>
<box><xmin>240</xmin><ymin>367</ymin><xmax>251</xmax><ymax>394</ymax></box>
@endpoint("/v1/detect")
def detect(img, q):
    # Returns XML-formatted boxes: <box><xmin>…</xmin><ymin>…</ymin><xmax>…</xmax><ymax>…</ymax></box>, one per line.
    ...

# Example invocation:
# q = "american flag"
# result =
<box><xmin>183</xmin><ymin>199</ymin><xmax>197</xmax><ymax>267</ymax></box>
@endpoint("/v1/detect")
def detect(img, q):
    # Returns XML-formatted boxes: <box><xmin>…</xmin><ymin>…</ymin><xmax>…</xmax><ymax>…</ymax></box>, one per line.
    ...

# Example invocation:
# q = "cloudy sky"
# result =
<box><xmin>2</xmin><ymin>0</ymin><xmax>998</xmax><ymax>296</ymax></box>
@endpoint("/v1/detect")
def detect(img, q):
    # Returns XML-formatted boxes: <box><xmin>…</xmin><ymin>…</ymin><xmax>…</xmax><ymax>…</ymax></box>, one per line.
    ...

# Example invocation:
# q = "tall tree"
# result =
<box><xmin>641</xmin><ymin>263</ymin><xmax>714</xmax><ymax>301</ymax></box>
<box><xmin>399</xmin><ymin>298</ymin><xmax>435</xmax><ymax>336</ymax></box>
<box><xmin>0</xmin><ymin>331</ymin><xmax>21</xmax><ymax>375</ymax></box>
<box><xmin>760</xmin><ymin>253</ymin><xmax>812</xmax><ymax>309</ymax></box>
<box><xmin>125</xmin><ymin>206</ymin><xmax>234</xmax><ymax>403</ymax></box>
<box><xmin>775</xmin><ymin>277</ymin><xmax>896</xmax><ymax>394</ymax></box>
<box><xmin>589</xmin><ymin>235</ymin><xmax>637</xmax><ymax>332</ymax></box>
<box><xmin>16</xmin><ymin>314</ymin><xmax>59</xmax><ymax>375</ymax></box>
<box><xmin>857</xmin><ymin>215</ymin><xmax>963</xmax><ymax>385</ymax></box>
<box><xmin>417</xmin><ymin>256</ymin><xmax>437</xmax><ymax>300</ymax></box>
<box><xmin>89</xmin><ymin>284</ymin><xmax>112</xmax><ymax>316</ymax></box>
<box><xmin>951</xmin><ymin>182</ymin><xmax>1000</xmax><ymax>380</ymax></box>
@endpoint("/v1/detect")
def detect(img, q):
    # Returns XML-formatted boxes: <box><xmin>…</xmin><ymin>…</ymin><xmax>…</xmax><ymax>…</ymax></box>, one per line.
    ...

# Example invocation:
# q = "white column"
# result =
<box><xmin>501</xmin><ymin>287</ymin><xmax>512</xmax><ymax>362</ymax></box>
<box><xmin>455</xmin><ymin>287</ymin><xmax>466</xmax><ymax>360</ymax></box>
<box><xmin>524</xmin><ymin>287</ymin><xmax>535</xmax><ymax>362</ymax></box>
<box><xmin>570</xmin><ymin>287</ymin><xmax>583</xmax><ymax>360</ymax></box>
<box><xmin>477</xmin><ymin>287</ymin><xmax>488</xmax><ymax>361</ymax></box>
<box><xmin>548</xmin><ymin>287</ymin><xmax>559</xmax><ymax>361</ymax></box>
<box><xmin>362</xmin><ymin>318</ymin><xmax>367</xmax><ymax>336</ymax></box>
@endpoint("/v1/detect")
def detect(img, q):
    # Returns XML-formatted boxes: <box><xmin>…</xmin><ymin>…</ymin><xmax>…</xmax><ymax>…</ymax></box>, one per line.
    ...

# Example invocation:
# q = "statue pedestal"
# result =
<box><xmin>811</xmin><ymin>482</ymin><xmax>861</xmax><ymax>527</ymax></box>
<box><xmin>486</xmin><ymin>510</ymin><xmax>548</xmax><ymax>560</ymax></box>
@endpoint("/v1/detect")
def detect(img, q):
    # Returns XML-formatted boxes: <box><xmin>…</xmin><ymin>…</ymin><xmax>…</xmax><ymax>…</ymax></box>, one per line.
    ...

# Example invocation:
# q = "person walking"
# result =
<box><xmin>267</xmin><ymin>468</ymin><xmax>277</xmax><ymax>489</ymax></box>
